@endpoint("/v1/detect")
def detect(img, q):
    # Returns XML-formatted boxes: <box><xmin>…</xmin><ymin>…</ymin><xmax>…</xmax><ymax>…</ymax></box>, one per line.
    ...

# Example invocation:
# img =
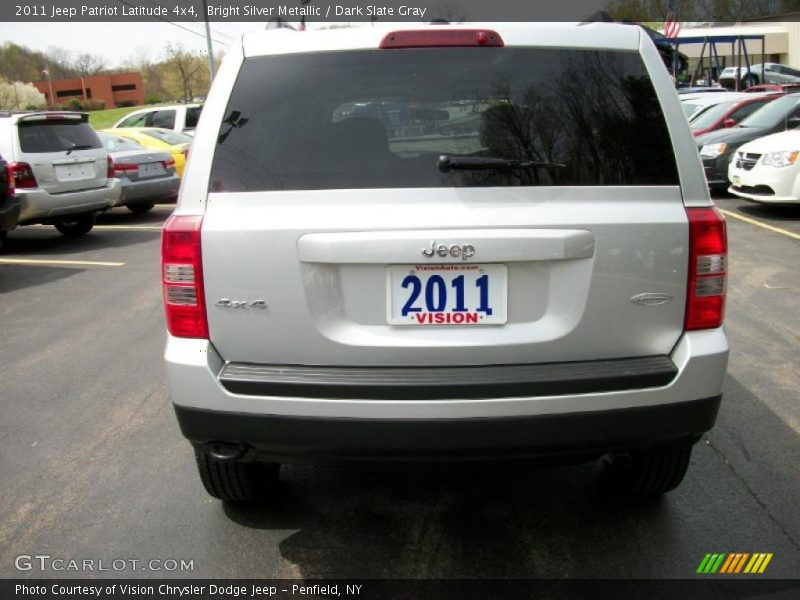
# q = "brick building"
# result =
<box><xmin>33</xmin><ymin>72</ymin><xmax>144</xmax><ymax>108</ymax></box>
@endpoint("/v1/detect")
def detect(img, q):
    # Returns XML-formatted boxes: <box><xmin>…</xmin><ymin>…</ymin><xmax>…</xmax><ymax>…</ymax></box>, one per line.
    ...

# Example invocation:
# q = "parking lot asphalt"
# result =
<box><xmin>0</xmin><ymin>201</ymin><xmax>798</xmax><ymax>579</ymax></box>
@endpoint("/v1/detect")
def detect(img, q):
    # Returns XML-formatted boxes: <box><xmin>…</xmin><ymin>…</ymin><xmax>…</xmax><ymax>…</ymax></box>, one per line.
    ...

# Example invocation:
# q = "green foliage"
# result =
<box><xmin>144</xmin><ymin>92</ymin><xmax>163</xmax><ymax>105</ymax></box>
<box><xmin>87</xmin><ymin>105</ymin><xmax>143</xmax><ymax>129</ymax></box>
<box><xmin>81</xmin><ymin>99</ymin><xmax>106</xmax><ymax>111</ymax></box>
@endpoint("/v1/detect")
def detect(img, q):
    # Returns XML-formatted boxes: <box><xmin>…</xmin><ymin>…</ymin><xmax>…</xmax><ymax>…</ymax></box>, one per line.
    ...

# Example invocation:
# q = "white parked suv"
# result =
<box><xmin>0</xmin><ymin>111</ymin><xmax>120</xmax><ymax>236</ymax></box>
<box><xmin>163</xmin><ymin>23</ymin><xmax>729</xmax><ymax>501</ymax></box>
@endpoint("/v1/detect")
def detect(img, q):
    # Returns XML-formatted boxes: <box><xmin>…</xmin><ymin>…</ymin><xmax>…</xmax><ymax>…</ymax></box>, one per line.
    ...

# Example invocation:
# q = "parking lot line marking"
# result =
<box><xmin>720</xmin><ymin>209</ymin><xmax>800</xmax><ymax>241</ymax></box>
<box><xmin>0</xmin><ymin>258</ymin><xmax>125</xmax><ymax>267</ymax></box>
<box><xmin>28</xmin><ymin>224</ymin><xmax>162</xmax><ymax>231</ymax></box>
<box><xmin>92</xmin><ymin>225</ymin><xmax>163</xmax><ymax>231</ymax></box>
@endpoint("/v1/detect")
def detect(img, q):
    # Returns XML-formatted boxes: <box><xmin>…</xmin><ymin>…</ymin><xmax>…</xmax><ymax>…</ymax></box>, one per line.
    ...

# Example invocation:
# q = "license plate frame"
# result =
<box><xmin>54</xmin><ymin>162</ymin><xmax>94</xmax><ymax>181</ymax></box>
<box><xmin>138</xmin><ymin>162</ymin><xmax>167</xmax><ymax>179</ymax></box>
<box><xmin>386</xmin><ymin>263</ymin><xmax>508</xmax><ymax>326</ymax></box>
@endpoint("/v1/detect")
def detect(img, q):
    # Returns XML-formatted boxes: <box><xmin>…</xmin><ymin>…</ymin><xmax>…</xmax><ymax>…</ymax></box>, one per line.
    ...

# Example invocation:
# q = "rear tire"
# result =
<box><xmin>53</xmin><ymin>214</ymin><xmax>95</xmax><ymax>237</ymax></box>
<box><xmin>127</xmin><ymin>202</ymin><xmax>155</xmax><ymax>214</ymax></box>
<box><xmin>195</xmin><ymin>450</ymin><xmax>280</xmax><ymax>502</ymax></box>
<box><xmin>598</xmin><ymin>443</ymin><xmax>693</xmax><ymax>495</ymax></box>
<box><xmin>742</xmin><ymin>74</ymin><xmax>758</xmax><ymax>89</ymax></box>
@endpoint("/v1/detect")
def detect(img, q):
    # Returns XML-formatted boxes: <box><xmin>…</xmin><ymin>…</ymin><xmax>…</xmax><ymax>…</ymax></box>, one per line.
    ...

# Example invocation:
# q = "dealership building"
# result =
<box><xmin>33</xmin><ymin>72</ymin><xmax>144</xmax><ymax>108</ymax></box>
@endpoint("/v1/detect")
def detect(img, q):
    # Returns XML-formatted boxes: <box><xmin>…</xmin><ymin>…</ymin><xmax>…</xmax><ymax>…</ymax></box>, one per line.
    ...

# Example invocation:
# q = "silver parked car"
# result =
<box><xmin>99</xmin><ymin>132</ymin><xmax>180</xmax><ymax>214</ymax></box>
<box><xmin>0</xmin><ymin>111</ymin><xmax>119</xmax><ymax>236</ymax></box>
<box><xmin>163</xmin><ymin>23</ymin><xmax>729</xmax><ymax>501</ymax></box>
<box><xmin>719</xmin><ymin>62</ymin><xmax>800</xmax><ymax>89</ymax></box>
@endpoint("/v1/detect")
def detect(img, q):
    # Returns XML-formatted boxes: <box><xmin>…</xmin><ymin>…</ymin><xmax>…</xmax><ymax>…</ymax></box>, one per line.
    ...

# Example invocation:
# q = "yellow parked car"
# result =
<box><xmin>100</xmin><ymin>127</ymin><xmax>191</xmax><ymax>177</ymax></box>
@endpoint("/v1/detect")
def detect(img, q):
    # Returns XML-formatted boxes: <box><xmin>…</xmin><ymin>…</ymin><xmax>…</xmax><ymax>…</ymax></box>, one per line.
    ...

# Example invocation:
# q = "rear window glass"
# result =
<box><xmin>209</xmin><ymin>48</ymin><xmax>679</xmax><ymax>191</ymax></box>
<box><xmin>144</xmin><ymin>130</ymin><xmax>192</xmax><ymax>146</ymax></box>
<box><xmin>690</xmin><ymin>101</ymin><xmax>736</xmax><ymax>129</ymax></box>
<box><xmin>99</xmin><ymin>132</ymin><xmax>143</xmax><ymax>152</ymax></box>
<box><xmin>185</xmin><ymin>106</ymin><xmax>201</xmax><ymax>128</ymax></box>
<box><xmin>739</xmin><ymin>95</ymin><xmax>800</xmax><ymax>128</ymax></box>
<box><xmin>149</xmin><ymin>110</ymin><xmax>176</xmax><ymax>129</ymax></box>
<box><xmin>18</xmin><ymin>119</ymin><xmax>102</xmax><ymax>153</ymax></box>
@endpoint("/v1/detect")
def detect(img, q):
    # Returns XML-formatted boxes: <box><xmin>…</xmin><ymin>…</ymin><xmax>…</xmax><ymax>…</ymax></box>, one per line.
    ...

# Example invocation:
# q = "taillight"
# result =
<box><xmin>113</xmin><ymin>162</ymin><xmax>139</xmax><ymax>176</ymax></box>
<box><xmin>685</xmin><ymin>207</ymin><xmax>727</xmax><ymax>330</ymax></box>
<box><xmin>164</xmin><ymin>157</ymin><xmax>176</xmax><ymax>169</ymax></box>
<box><xmin>162</xmin><ymin>215</ymin><xmax>208</xmax><ymax>338</ymax></box>
<box><xmin>4</xmin><ymin>164</ymin><xmax>14</xmax><ymax>196</ymax></box>
<box><xmin>9</xmin><ymin>162</ymin><xmax>37</xmax><ymax>189</ymax></box>
<box><xmin>107</xmin><ymin>156</ymin><xmax>113</xmax><ymax>179</ymax></box>
<box><xmin>380</xmin><ymin>29</ymin><xmax>504</xmax><ymax>49</ymax></box>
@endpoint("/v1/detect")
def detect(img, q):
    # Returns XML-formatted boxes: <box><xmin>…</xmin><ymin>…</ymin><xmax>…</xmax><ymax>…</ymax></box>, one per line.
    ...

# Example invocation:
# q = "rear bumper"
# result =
<box><xmin>0</xmin><ymin>195</ymin><xmax>21</xmax><ymax>232</ymax></box>
<box><xmin>117</xmin><ymin>175</ymin><xmax>180</xmax><ymax>205</ymax></box>
<box><xmin>166</xmin><ymin>329</ymin><xmax>729</xmax><ymax>460</ymax></box>
<box><xmin>175</xmin><ymin>395</ymin><xmax>720</xmax><ymax>463</ymax></box>
<box><xmin>16</xmin><ymin>179</ymin><xmax>121</xmax><ymax>223</ymax></box>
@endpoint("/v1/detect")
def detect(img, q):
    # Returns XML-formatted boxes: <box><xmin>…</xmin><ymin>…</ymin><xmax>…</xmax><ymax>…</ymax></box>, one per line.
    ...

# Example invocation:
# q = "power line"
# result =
<box><xmin>112</xmin><ymin>0</ymin><xmax>230</xmax><ymax>47</ymax></box>
<box><xmin>141</xmin><ymin>0</ymin><xmax>235</xmax><ymax>42</ymax></box>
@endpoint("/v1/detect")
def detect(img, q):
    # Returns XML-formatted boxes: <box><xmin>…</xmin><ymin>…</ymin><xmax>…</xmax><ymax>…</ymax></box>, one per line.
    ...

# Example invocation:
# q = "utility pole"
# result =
<box><xmin>201</xmin><ymin>0</ymin><xmax>215</xmax><ymax>81</ymax></box>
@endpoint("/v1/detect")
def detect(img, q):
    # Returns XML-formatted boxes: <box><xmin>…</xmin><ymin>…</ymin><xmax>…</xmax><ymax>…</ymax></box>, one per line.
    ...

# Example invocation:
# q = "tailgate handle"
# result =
<box><xmin>298</xmin><ymin>229</ymin><xmax>595</xmax><ymax>264</ymax></box>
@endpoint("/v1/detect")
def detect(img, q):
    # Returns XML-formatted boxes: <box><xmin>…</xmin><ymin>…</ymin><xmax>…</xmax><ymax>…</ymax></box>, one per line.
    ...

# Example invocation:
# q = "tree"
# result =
<box><xmin>163</xmin><ymin>43</ymin><xmax>208</xmax><ymax>102</ymax></box>
<box><xmin>73</xmin><ymin>52</ymin><xmax>107</xmax><ymax>76</ymax></box>
<box><xmin>0</xmin><ymin>80</ymin><xmax>46</xmax><ymax>110</ymax></box>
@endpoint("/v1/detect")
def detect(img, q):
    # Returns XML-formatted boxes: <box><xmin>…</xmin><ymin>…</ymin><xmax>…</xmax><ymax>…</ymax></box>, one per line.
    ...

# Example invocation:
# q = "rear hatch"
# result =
<box><xmin>201</xmin><ymin>34</ymin><xmax>688</xmax><ymax>367</ymax></box>
<box><xmin>15</xmin><ymin>113</ymin><xmax>107</xmax><ymax>193</ymax></box>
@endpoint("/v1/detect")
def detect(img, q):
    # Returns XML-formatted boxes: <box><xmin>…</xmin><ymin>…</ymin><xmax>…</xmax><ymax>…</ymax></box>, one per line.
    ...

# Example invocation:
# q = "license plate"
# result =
<box><xmin>138</xmin><ymin>162</ymin><xmax>166</xmax><ymax>178</ymax></box>
<box><xmin>732</xmin><ymin>175</ymin><xmax>741</xmax><ymax>185</ymax></box>
<box><xmin>387</xmin><ymin>264</ymin><xmax>507</xmax><ymax>326</ymax></box>
<box><xmin>55</xmin><ymin>162</ymin><xmax>94</xmax><ymax>181</ymax></box>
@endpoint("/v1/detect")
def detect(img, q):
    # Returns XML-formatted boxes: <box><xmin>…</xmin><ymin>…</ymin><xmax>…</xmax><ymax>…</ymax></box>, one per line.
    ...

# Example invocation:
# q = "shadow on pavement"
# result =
<box><xmin>97</xmin><ymin>205</ymin><xmax>174</xmax><ymax>226</ymax></box>
<box><xmin>4</xmin><ymin>226</ymin><xmax>159</xmax><ymax>256</ymax></box>
<box><xmin>220</xmin><ymin>376</ymin><xmax>800</xmax><ymax>578</ymax></box>
<box><xmin>734</xmin><ymin>202</ymin><xmax>800</xmax><ymax>222</ymax></box>
<box><xmin>0</xmin><ymin>264</ymin><xmax>84</xmax><ymax>293</ymax></box>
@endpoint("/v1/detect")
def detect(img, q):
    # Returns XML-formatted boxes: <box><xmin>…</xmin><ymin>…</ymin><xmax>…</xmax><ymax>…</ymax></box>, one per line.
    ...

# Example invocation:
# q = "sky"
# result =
<box><xmin>0</xmin><ymin>21</ymin><xmax>269</xmax><ymax>68</ymax></box>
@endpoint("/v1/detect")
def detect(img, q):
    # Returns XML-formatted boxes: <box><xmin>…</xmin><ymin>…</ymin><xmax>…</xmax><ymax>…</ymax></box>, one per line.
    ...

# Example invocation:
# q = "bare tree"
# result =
<box><xmin>164</xmin><ymin>43</ymin><xmax>205</xmax><ymax>102</ymax></box>
<box><xmin>73</xmin><ymin>52</ymin><xmax>107</xmax><ymax>76</ymax></box>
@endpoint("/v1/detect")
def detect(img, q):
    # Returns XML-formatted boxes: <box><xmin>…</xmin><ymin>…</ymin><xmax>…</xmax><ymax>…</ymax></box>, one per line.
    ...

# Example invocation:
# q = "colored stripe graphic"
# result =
<box><xmin>698</xmin><ymin>552</ymin><xmax>772</xmax><ymax>574</ymax></box>
<box><xmin>697</xmin><ymin>554</ymin><xmax>712</xmax><ymax>573</ymax></box>
<box><xmin>720</xmin><ymin>554</ymin><xmax>736</xmax><ymax>574</ymax></box>
<box><xmin>758</xmin><ymin>554</ymin><xmax>773</xmax><ymax>573</ymax></box>
<box><xmin>734</xmin><ymin>553</ymin><xmax>750</xmax><ymax>573</ymax></box>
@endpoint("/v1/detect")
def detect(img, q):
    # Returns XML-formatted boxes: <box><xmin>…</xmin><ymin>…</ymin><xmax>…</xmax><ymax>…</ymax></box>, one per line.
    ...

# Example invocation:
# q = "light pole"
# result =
<box><xmin>43</xmin><ymin>69</ymin><xmax>54</xmax><ymax>108</ymax></box>
<box><xmin>201</xmin><ymin>0</ymin><xmax>215</xmax><ymax>81</ymax></box>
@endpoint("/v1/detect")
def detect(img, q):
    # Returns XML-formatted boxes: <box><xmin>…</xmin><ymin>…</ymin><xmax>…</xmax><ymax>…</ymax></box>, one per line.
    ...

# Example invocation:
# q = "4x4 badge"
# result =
<box><xmin>630</xmin><ymin>293</ymin><xmax>672</xmax><ymax>306</ymax></box>
<box><xmin>215</xmin><ymin>299</ymin><xmax>268</xmax><ymax>310</ymax></box>
<box><xmin>421</xmin><ymin>241</ymin><xmax>476</xmax><ymax>260</ymax></box>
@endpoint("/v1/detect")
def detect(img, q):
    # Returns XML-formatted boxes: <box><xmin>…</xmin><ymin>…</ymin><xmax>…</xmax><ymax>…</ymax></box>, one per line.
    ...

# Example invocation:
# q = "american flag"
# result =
<box><xmin>664</xmin><ymin>1</ymin><xmax>681</xmax><ymax>39</ymax></box>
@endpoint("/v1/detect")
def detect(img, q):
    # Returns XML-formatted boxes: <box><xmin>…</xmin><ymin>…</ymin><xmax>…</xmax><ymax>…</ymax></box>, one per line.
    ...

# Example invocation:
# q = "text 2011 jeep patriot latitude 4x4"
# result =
<box><xmin>163</xmin><ymin>23</ymin><xmax>729</xmax><ymax>501</ymax></box>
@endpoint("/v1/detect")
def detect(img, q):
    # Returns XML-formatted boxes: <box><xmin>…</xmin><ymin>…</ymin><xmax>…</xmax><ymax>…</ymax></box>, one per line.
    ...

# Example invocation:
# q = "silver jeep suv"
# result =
<box><xmin>162</xmin><ymin>23</ymin><xmax>729</xmax><ymax>500</ymax></box>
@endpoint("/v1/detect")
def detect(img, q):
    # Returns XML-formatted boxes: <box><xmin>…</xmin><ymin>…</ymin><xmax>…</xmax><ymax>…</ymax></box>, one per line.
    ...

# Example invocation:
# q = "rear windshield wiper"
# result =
<box><xmin>438</xmin><ymin>155</ymin><xmax>567</xmax><ymax>172</ymax></box>
<box><xmin>65</xmin><ymin>144</ymin><xmax>94</xmax><ymax>155</ymax></box>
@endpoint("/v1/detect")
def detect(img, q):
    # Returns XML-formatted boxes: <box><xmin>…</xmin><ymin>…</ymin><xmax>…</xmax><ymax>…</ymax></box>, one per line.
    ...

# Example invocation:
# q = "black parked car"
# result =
<box><xmin>696</xmin><ymin>94</ymin><xmax>800</xmax><ymax>190</ymax></box>
<box><xmin>0</xmin><ymin>154</ymin><xmax>21</xmax><ymax>251</ymax></box>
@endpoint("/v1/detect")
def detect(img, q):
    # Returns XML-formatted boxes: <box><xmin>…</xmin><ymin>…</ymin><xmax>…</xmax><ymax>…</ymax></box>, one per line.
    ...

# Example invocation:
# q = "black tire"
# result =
<box><xmin>598</xmin><ymin>443</ymin><xmax>693</xmax><ymax>495</ymax></box>
<box><xmin>127</xmin><ymin>202</ymin><xmax>155</xmax><ymax>214</ymax></box>
<box><xmin>195</xmin><ymin>450</ymin><xmax>279</xmax><ymax>502</ymax></box>
<box><xmin>53</xmin><ymin>214</ymin><xmax>96</xmax><ymax>237</ymax></box>
<box><xmin>0</xmin><ymin>231</ymin><xmax>6</xmax><ymax>252</ymax></box>
<box><xmin>742</xmin><ymin>74</ymin><xmax>758</xmax><ymax>89</ymax></box>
